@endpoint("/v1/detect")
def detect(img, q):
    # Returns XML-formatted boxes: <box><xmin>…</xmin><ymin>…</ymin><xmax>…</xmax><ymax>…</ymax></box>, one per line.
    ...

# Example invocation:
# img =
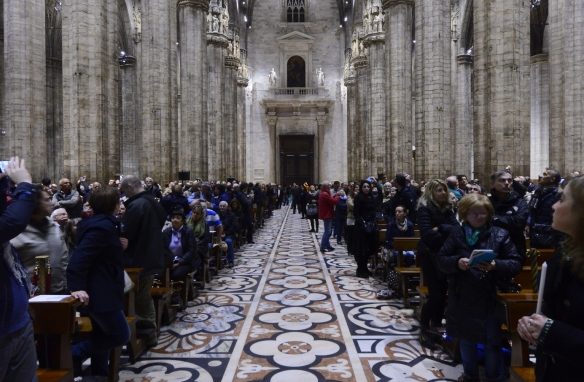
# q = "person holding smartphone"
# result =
<box><xmin>437</xmin><ymin>193</ymin><xmax>522</xmax><ymax>382</ymax></box>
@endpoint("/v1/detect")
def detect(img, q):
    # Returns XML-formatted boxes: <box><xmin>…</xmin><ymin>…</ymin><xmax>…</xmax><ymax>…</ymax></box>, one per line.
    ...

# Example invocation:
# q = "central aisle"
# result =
<box><xmin>120</xmin><ymin>207</ymin><xmax>461</xmax><ymax>381</ymax></box>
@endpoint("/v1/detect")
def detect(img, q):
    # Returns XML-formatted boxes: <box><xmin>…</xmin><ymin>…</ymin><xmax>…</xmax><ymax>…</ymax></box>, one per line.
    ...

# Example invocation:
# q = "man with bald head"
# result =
<box><xmin>52</xmin><ymin>178</ymin><xmax>82</xmax><ymax>218</ymax></box>
<box><xmin>446</xmin><ymin>175</ymin><xmax>464</xmax><ymax>201</ymax></box>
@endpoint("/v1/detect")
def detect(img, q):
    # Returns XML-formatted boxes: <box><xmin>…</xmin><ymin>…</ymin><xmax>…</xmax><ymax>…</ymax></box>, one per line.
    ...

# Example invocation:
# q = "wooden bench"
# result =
<box><xmin>123</xmin><ymin>268</ymin><xmax>146</xmax><ymax>362</ymax></box>
<box><xmin>393</xmin><ymin>237</ymin><xmax>421</xmax><ymax>307</ymax></box>
<box><xmin>29</xmin><ymin>295</ymin><xmax>80</xmax><ymax>382</ymax></box>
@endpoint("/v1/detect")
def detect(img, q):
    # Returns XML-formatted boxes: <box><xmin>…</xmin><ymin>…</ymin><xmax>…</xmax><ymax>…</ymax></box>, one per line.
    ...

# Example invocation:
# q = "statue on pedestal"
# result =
<box><xmin>268</xmin><ymin>68</ymin><xmax>278</xmax><ymax>88</ymax></box>
<box><xmin>317</xmin><ymin>68</ymin><xmax>325</xmax><ymax>87</ymax></box>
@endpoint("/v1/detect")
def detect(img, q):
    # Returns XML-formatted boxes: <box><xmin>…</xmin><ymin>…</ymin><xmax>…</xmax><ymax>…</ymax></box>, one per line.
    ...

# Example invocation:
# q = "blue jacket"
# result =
<box><xmin>0</xmin><ymin>181</ymin><xmax>36</xmax><ymax>337</ymax></box>
<box><xmin>67</xmin><ymin>214</ymin><xmax>124</xmax><ymax>313</ymax></box>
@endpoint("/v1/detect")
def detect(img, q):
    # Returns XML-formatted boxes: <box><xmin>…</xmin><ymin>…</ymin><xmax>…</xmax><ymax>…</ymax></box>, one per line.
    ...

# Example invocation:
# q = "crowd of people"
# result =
<box><xmin>1</xmin><ymin>155</ymin><xmax>583</xmax><ymax>381</ymax></box>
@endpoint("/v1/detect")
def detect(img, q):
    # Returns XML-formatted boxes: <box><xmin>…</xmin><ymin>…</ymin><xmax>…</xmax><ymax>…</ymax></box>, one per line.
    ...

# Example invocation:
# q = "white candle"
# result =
<box><xmin>536</xmin><ymin>262</ymin><xmax>548</xmax><ymax>314</ymax></box>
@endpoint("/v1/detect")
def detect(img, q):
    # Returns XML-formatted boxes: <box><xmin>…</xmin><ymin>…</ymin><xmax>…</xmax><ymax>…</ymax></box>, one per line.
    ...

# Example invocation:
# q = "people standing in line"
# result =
<box><xmin>417</xmin><ymin>179</ymin><xmax>459</xmax><ymax>349</ymax></box>
<box><xmin>437</xmin><ymin>194</ymin><xmax>521</xmax><ymax>382</ymax></box>
<box><xmin>11</xmin><ymin>189</ymin><xmax>69</xmax><ymax>294</ymax></box>
<box><xmin>218</xmin><ymin>201</ymin><xmax>239</xmax><ymax>268</ymax></box>
<box><xmin>353</xmin><ymin>180</ymin><xmax>378</xmax><ymax>278</ymax></box>
<box><xmin>119</xmin><ymin>175</ymin><xmax>166</xmax><ymax>348</ymax></box>
<box><xmin>318</xmin><ymin>182</ymin><xmax>340</xmax><ymax>254</ymax></box>
<box><xmin>306</xmin><ymin>185</ymin><xmax>319</xmax><ymax>233</ymax></box>
<box><xmin>518</xmin><ymin>175</ymin><xmax>584</xmax><ymax>381</ymax></box>
<box><xmin>0</xmin><ymin>157</ymin><xmax>38</xmax><ymax>382</ymax></box>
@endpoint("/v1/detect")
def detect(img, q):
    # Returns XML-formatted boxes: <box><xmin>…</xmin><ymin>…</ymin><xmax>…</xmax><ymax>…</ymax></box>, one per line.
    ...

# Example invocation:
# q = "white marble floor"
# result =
<box><xmin>119</xmin><ymin>207</ymin><xmax>462</xmax><ymax>381</ymax></box>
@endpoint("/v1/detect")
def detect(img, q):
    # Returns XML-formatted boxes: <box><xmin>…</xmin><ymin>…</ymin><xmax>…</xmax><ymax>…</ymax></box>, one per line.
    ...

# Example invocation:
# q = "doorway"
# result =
<box><xmin>280</xmin><ymin>135</ymin><xmax>314</xmax><ymax>186</ymax></box>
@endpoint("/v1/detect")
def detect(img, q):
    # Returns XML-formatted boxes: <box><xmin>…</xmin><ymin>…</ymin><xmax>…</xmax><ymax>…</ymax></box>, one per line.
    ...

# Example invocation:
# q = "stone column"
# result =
<box><xmin>344</xmin><ymin>64</ymin><xmax>357</xmax><ymax>181</ymax></box>
<box><xmin>473</xmin><ymin>0</ymin><xmax>530</xmax><ymax>181</ymax></box>
<box><xmin>2</xmin><ymin>0</ymin><xmax>46</xmax><ymax>179</ymax></box>
<box><xmin>353</xmin><ymin>54</ymin><xmax>369</xmax><ymax>180</ymax></box>
<box><xmin>206</xmin><ymin>4</ymin><xmax>229</xmax><ymax>181</ymax></box>
<box><xmin>530</xmin><ymin>54</ymin><xmax>549</xmax><ymax>177</ymax></box>
<box><xmin>237</xmin><ymin>51</ymin><xmax>249</xmax><ymax>181</ymax></box>
<box><xmin>46</xmin><ymin>2</ymin><xmax>63</xmax><ymax>181</ymax></box>
<box><xmin>120</xmin><ymin>56</ymin><xmax>140</xmax><ymax>177</ymax></box>
<box><xmin>224</xmin><ymin>53</ymin><xmax>240</xmax><ymax>179</ymax></box>
<box><xmin>178</xmin><ymin>0</ymin><xmax>209</xmax><ymax>179</ymax></box>
<box><xmin>62</xmin><ymin>0</ymin><xmax>119</xmax><ymax>181</ymax></box>
<box><xmin>454</xmin><ymin>54</ymin><xmax>473</xmax><ymax>177</ymax></box>
<box><xmin>414</xmin><ymin>0</ymin><xmax>451</xmax><ymax>180</ymax></box>
<box><xmin>549</xmin><ymin>0</ymin><xmax>584</xmax><ymax>174</ymax></box>
<box><xmin>383</xmin><ymin>0</ymin><xmax>414</xmax><ymax>177</ymax></box>
<box><xmin>364</xmin><ymin>33</ymin><xmax>386</xmax><ymax>178</ymax></box>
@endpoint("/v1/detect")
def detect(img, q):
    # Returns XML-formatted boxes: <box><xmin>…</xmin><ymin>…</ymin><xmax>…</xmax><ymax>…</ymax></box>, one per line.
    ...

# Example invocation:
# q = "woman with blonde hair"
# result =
<box><xmin>417</xmin><ymin>179</ymin><xmax>459</xmax><ymax>349</ymax></box>
<box><xmin>437</xmin><ymin>194</ymin><xmax>521</xmax><ymax>382</ymax></box>
<box><xmin>518</xmin><ymin>176</ymin><xmax>584</xmax><ymax>381</ymax></box>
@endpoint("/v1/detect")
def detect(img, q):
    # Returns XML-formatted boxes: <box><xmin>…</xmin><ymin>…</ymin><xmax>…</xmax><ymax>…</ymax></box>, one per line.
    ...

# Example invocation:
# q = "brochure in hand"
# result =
<box><xmin>468</xmin><ymin>249</ymin><xmax>496</xmax><ymax>267</ymax></box>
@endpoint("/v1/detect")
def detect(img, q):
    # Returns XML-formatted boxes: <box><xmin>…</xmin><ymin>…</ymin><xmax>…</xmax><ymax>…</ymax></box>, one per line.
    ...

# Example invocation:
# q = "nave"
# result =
<box><xmin>119</xmin><ymin>207</ymin><xmax>462</xmax><ymax>381</ymax></box>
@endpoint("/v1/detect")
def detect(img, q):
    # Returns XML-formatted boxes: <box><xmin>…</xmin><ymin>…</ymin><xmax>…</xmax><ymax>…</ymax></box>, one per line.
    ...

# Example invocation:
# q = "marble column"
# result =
<box><xmin>344</xmin><ymin>62</ymin><xmax>357</xmax><ymax>181</ymax></box>
<box><xmin>454</xmin><ymin>54</ymin><xmax>473</xmax><ymax>177</ymax></box>
<box><xmin>414</xmin><ymin>0</ymin><xmax>451</xmax><ymax>180</ymax></box>
<box><xmin>46</xmin><ymin>2</ymin><xmax>63</xmax><ymax>181</ymax></box>
<box><xmin>120</xmin><ymin>56</ymin><xmax>140</xmax><ymax>177</ymax></box>
<box><xmin>224</xmin><ymin>53</ymin><xmax>240</xmax><ymax>179</ymax></box>
<box><xmin>353</xmin><ymin>53</ymin><xmax>369</xmax><ymax>180</ymax></box>
<box><xmin>2</xmin><ymin>0</ymin><xmax>46</xmax><ymax>179</ymax></box>
<box><xmin>530</xmin><ymin>54</ymin><xmax>549</xmax><ymax>178</ymax></box>
<box><xmin>364</xmin><ymin>34</ymin><xmax>386</xmax><ymax>178</ymax></box>
<box><xmin>237</xmin><ymin>52</ymin><xmax>249</xmax><ymax>181</ymax></box>
<box><xmin>549</xmin><ymin>0</ymin><xmax>584</xmax><ymax>174</ymax></box>
<box><xmin>383</xmin><ymin>0</ymin><xmax>414</xmax><ymax>177</ymax></box>
<box><xmin>178</xmin><ymin>0</ymin><xmax>209</xmax><ymax>179</ymax></box>
<box><xmin>62</xmin><ymin>0</ymin><xmax>119</xmax><ymax>181</ymax></box>
<box><xmin>473</xmin><ymin>0</ymin><xmax>530</xmax><ymax>181</ymax></box>
<box><xmin>139</xmin><ymin>1</ymin><xmax>175</xmax><ymax>181</ymax></box>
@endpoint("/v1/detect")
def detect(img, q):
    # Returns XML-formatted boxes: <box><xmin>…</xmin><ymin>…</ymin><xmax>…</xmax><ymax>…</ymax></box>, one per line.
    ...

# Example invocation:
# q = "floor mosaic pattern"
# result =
<box><xmin>119</xmin><ymin>208</ymin><xmax>462</xmax><ymax>381</ymax></box>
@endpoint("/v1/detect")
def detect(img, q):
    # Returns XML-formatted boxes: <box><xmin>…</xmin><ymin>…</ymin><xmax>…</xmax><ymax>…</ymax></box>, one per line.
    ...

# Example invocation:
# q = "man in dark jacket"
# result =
<box><xmin>528</xmin><ymin>169</ymin><xmax>562</xmax><ymax>248</ymax></box>
<box><xmin>390</xmin><ymin>173</ymin><xmax>419</xmax><ymax>223</ymax></box>
<box><xmin>120</xmin><ymin>175</ymin><xmax>166</xmax><ymax>347</ymax></box>
<box><xmin>160</xmin><ymin>183</ymin><xmax>189</xmax><ymax>218</ymax></box>
<box><xmin>0</xmin><ymin>157</ymin><xmax>37</xmax><ymax>382</ymax></box>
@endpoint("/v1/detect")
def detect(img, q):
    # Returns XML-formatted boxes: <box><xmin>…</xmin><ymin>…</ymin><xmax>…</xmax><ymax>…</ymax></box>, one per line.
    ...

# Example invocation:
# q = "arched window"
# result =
<box><xmin>286</xmin><ymin>0</ymin><xmax>306</xmax><ymax>23</ymax></box>
<box><xmin>287</xmin><ymin>56</ymin><xmax>306</xmax><ymax>88</ymax></box>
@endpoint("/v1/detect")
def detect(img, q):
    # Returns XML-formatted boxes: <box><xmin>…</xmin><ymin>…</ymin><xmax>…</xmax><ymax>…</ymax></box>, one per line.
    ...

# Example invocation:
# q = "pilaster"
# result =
<box><xmin>454</xmin><ymin>54</ymin><xmax>473</xmax><ymax>177</ymax></box>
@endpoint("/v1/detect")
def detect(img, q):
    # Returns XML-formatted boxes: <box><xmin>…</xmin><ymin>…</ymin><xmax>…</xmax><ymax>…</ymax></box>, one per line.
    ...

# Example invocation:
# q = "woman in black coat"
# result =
<box><xmin>353</xmin><ymin>180</ymin><xmax>378</xmax><ymax>278</ymax></box>
<box><xmin>416</xmin><ymin>179</ymin><xmax>459</xmax><ymax>348</ymax></box>
<box><xmin>67</xmin><ymin>187</ymin><xmax>130</xmax><ymax>378</ymax></box>
<box><xmin>518</xmin><ymin>176</ymin><xmax>584</xmax><ymax>381</ymax></box>
<box><xmin>437</xmin><ymin>194</ymin><xmax>521</xmax><ymax>382</ymax></box>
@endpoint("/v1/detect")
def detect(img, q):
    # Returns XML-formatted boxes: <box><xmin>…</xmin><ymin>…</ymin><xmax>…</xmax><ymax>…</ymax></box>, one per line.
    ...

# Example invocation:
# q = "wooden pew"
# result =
<box><xmin>393</xmin><ymin>237</ymin><xmax>421</xmax><ymax>307</ymax></box>
<box><xmin>123</xmin><ymin>268</ymin><xmax>146</xmax><ymax>362</ymax></box>
<box><xmin>29</xmin><ymin>295</ymin><xmax>80</xmax><ymax>382</ymax></box>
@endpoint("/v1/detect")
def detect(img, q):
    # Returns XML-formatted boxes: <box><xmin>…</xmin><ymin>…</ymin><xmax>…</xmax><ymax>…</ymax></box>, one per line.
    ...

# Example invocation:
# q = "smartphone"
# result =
<box><xmin>0</xmin><ymin>160</ymin><xmax>9</xmax><ymax>173</ymax></box>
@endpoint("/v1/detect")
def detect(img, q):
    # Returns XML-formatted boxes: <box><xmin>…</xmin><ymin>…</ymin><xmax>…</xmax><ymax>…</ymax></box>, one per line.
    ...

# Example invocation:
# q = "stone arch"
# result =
<box><xmin>287</xmin><ymin>55</ymin><xmax>306</xmax><ymax>87</ymax></box>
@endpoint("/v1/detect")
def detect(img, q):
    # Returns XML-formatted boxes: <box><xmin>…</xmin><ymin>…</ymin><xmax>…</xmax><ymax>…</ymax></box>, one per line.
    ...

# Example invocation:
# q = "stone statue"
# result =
<box><xmin>212</xmin><ymin>15</ymin><xmax>219</xmax><ymax>32</ymax></box>
<box><xmin>234</xmin><ymin>35</ymin><xmax>240</xmax><ymax>58</ymax></box>
<box><xmin>373</xmin><ymin>13</ymin><xmax>382</xmax><ymax>32</ymax></box>
<box><xmin>207</xmin><ymin>13</ymin><xmax>213</xmax><ymax>32</ymax></box>
<box><xmin>269</xmin><ymin>68</ymin><xmax>277</xmax><ymax>87</ymax></box>
<box><xmin>317</xmin><ymin>68</ymin><xmax>325</xmax><ymax>87</ymax></box>
<box><xmin>351</xmin><ymin>31</ymin><xmax>358</xmax><ymax>55</ymax></box>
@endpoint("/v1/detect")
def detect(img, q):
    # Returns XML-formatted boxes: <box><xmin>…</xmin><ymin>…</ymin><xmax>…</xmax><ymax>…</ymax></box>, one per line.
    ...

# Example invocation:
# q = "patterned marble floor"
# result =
<box><xmin>119</xmin><ymin>207</ymin><xmax>462</xmax><ymax>381</ymax></box>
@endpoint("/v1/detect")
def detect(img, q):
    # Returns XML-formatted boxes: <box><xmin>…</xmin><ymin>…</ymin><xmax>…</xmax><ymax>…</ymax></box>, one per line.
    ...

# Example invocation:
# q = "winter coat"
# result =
<box><xmin>162</xmin><ymin>225</ymin><xmax>201</xmax><ymax>269</ymax></box>
<box><xmin>318</xmin><ymin>190</ymin><xmax>339</xmax><ymax>220</ymax></box>
<box><xmin>67</xmin><ymin>214</ymin><xmax>125</xmax><ymax>313</ymax></box>
<box><xmin>52</xmin><ymin>189</ymin><xmax>82</xmax><ymax>218</ymax></box>
<box><xmin>536</xmin><ymin>251</ymin><xmax>584</xmax><ymax>381</ymax></box>
<box><xmin>160</xmin><ymin>192</ymin><xmax>190</xmax><ymax>218</ymax></box>
<box><xmin>306</xmin><ymin>191</ymin><xmax>319</xmax><ymax>218</ymax></box>
<box><xmin>122</xmin><ymin>191</ymin><xmax>166</xmax><ymax>275</ymax></box>
<box><xmin>353</xmin><ymin>193</ymin><xmax>377</xmax><ymax>233</ymax></box>
<box><xmin>10</xmin><ymin>218</ymin><xmax>69</xmax><ymax>293</ymax></box>
<box><xmin>489</xmin><ymin>191</ymin><xmax>529</xmax><ymax>258</ymax></box>
<box><xmin>417</xmin><ymin>202</ymin><xmax>458</xmax><ymax>255</ymax></box>
<box><xmin>528</xmin><ymin>185</ymin><xmax>562</xmax><ymax>249</ymax></box>
<box><xmin>437</xmin><ymin>224</ymin><xmax>521</xmax><ymax>342</ymax></box>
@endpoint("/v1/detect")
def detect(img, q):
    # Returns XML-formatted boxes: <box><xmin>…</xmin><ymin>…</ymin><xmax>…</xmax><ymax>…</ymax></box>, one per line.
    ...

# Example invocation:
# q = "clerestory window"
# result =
<box><xmin>286</xmin><ymin>0</ymin><xmax>306</xmax><ymax>22</ymax></box>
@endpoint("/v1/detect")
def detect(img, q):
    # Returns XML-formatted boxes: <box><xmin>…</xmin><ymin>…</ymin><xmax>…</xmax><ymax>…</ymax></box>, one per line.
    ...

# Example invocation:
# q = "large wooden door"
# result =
<box><xmin>280</xmin><ymin>135</ymin><xmax>314</xmax><ymax>186</ymax></box>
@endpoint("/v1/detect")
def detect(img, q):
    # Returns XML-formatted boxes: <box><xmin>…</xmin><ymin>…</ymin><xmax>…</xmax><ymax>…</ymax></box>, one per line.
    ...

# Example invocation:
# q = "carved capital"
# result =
<box><xmin>177</xmin><ymin>0</ymin><xmax>209</xmax><ymax>12</ymax></box>
<box><xmin>225</xmin><ymin>55</ymin><xmax>241</xmax><ymax>69</ymax></box>
<box><xmin>382</xmin><ymin>0</ymin><xmax>413</xmax><ymax>10</ymax></box>
<box><xmin>344</xmin><ymin>76</ymin><xmax>356</xmax><ymax>86</ymax></box>
<box><xmin>119</xmin><ymin>55</ymin><xmax>136</xmax><ymax>68</ymax></box>
<box><xmin>456</xmin><ymin>54</ymin><xmax>473</xmax><ymax>65</ymax></box>
<box><xmin>363</xmin><ymin>33</ymin><xmax>385</xmax><ymax>47</ymax></box>
<box><xmin>351</xmin><ymin>55</ymin><xmax>368</xmax><ymax>69</ymax></box>
<box><xmin>207</xmin><ymin>34</ymin><xmax>229</xmax><ymax>47</ymax></box>
<box><xmin>237</xmin><ymin>77</ymin><xmax>249</xmax><ymax>87</ymax></box>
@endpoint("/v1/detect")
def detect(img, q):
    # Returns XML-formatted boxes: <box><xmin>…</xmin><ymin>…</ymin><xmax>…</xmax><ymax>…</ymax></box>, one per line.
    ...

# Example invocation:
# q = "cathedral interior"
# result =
<box><xmin>2</xmin><ymin>0</ymin><xmax>580</xmax><ymax>186</ymax></box>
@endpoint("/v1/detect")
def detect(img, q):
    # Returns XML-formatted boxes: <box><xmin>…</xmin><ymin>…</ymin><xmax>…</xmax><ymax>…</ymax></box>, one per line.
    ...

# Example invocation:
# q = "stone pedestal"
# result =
<box><xmin>383</xmin><ymin>0</ymin><xmax>414</xmax><ymax>177</ymax></box>
<box><xmin>549</xmin><ymin>0</ymin><xmax>584</xmax><ymax>174</ymax></box>
<box><xmin>178</xmin><ymin>0</ymin><xmax>209</xmax><ymax>179</ymax></box>
<box><xmin>473</xmin><ymin>0</ymin><xmax>530</xmax><ymax>181</ymax></box>
<box><xmin>530</xmin><ymin>54</ymin><xmax>549</xmax><ymax>178</ymax></box>
<box><xmin>2</xmin><ymin>0</ymin><xmax>46</xmax><ymax>179</ymax></box>
<box><xmin>454</xmin><ymin>54</ymin><xmax>473</xmax><ymax>177</ymax></box>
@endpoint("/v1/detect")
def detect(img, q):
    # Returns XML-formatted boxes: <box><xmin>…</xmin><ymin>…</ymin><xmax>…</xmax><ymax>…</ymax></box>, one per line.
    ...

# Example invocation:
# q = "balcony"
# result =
<box><xmin>272</xmin><ymin>87</ymin><xmax>325</xmax><ymax>96</ymax></box>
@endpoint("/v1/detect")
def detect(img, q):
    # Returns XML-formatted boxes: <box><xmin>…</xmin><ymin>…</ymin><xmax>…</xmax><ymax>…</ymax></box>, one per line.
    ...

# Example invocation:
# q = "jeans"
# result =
<box><xmin>320</xmin><ymin>219</ymin><xmax>333</xmax><ymax>251</ymax></box>
<box><xmin>0</xmin><ymin>322</ymin><xmax>37</xmax><ymax>382</ymax></box>
<box><xmin>224</xmin><ymin>235</ymin><xmax>234</xmax><ymax>263</ymax></box>
<box><xmin>459</xmin><ymin>315</ymin><xmax>506</xmax><ymax>382</ymax></box>
<box><xmin>334</xmin><ymin>215</ymin><xmax>346</xmax><ymax>243</ymax></box>
<box><xmin>73</xmin><ymin>310</ymin><xmax>130</xmax><ymax>376</ymax></box>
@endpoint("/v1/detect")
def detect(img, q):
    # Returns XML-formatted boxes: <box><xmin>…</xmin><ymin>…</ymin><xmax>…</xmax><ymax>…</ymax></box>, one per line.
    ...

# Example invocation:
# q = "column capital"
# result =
<box><xmin>344</xmin><ymin>76</ymin><xmax>357</xmax><ymax>86</ymax></box>
<box><xmin>237</xmin><ymin>77</ymin><xmax>249</xmax><ymax>87</ymax></box>
<box><xmin>363</xmin><ymin>33</ymin><xmax>385</xmax><ymax>47</ymax></box>
<box><xmin>119</xmin><ymin>55</ymin><xmax>136</xmax><ymax>68</ymax></box>
<box><xmin>177</xmin><ymin>0</ymin><xmax>209</xmax><ymax>12</ymax></box>
<box><xmin>456</xmin><ymin>54</ymin><xmax>473</xmax><ymax>65</ymax></box>
<box><xmin>382</xmin><ymin>0</ymin><xmax>413</xmax><ymax>10</ymax></box>
<box><xmin>351</xmin><ymin>55</ymin><xmax>368</xmax><ymax>69</ymax></box>
<box><xmin>225</xmin><ymin>55</ymin><xmax>241</xmax><ymax>69</ymax></box>
<box><xmin>207</xmin><ymin>33</ymin><xmax>229</xmax><ymax>47</ymax></box>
